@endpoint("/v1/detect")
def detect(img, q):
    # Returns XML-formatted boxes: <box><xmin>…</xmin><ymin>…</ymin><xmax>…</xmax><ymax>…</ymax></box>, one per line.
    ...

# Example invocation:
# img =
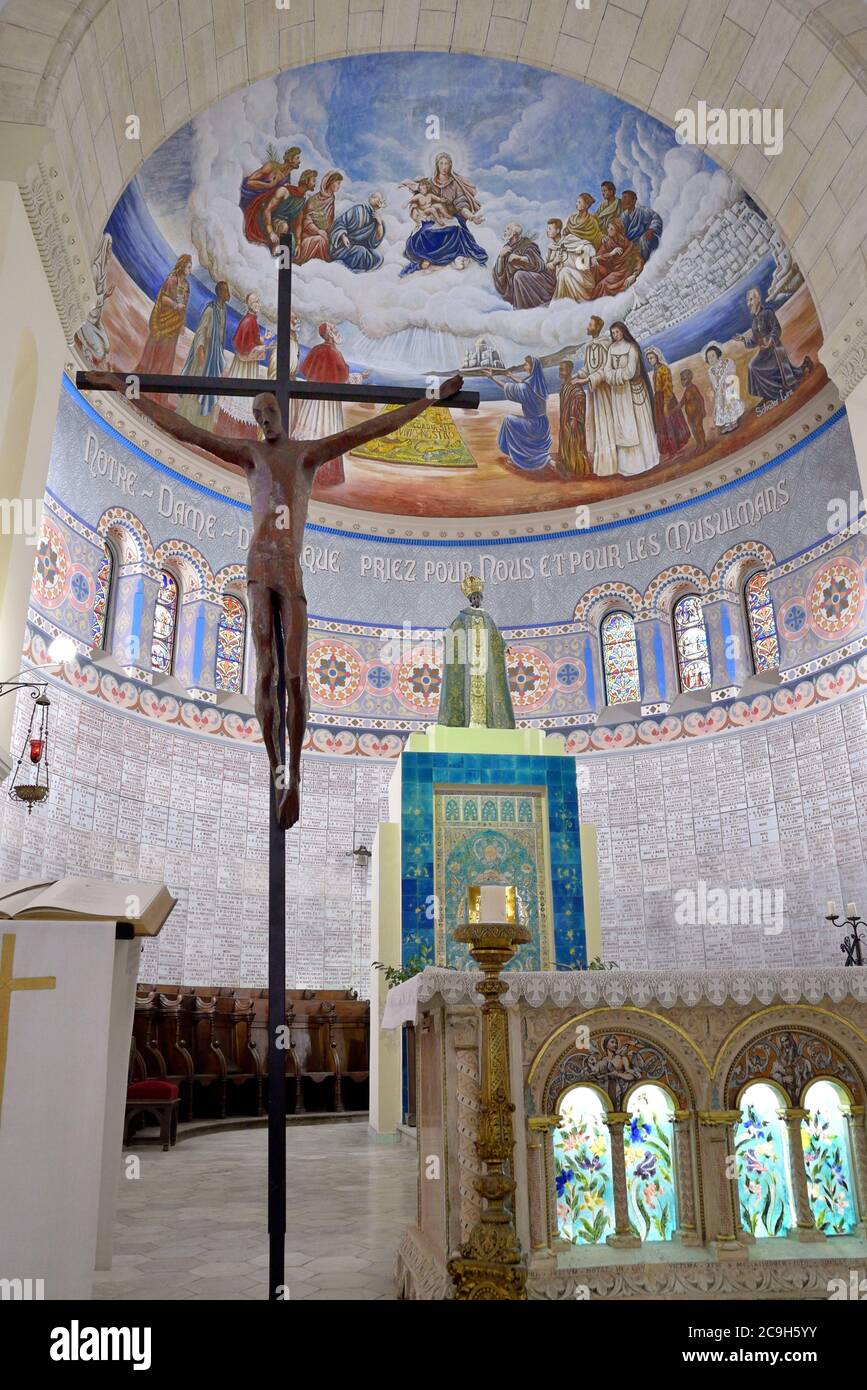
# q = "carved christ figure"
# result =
<box><xmin>97</xmin><ymin>373</ymin><xmax>464</xmax><ymax>827</ymax></box>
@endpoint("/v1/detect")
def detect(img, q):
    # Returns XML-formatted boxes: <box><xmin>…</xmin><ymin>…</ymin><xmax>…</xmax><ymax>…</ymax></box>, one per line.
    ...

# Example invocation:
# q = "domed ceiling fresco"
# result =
<box><xmin>83</xmin><ymin>52</ymin><xmax>825</xmax><ymax>520</ymax></box>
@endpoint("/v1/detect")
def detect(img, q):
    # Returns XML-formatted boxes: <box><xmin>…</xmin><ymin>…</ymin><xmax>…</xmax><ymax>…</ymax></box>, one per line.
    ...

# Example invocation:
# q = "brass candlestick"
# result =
<box><xmin>447</xmin><ymin>904</ymin><xmax>530</xmax><ymax>1301</ymax></box>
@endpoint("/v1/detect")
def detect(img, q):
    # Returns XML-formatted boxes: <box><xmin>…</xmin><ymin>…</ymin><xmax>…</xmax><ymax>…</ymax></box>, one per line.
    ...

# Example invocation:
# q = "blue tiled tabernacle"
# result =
<box><xmin>400</xmin><ymin>750</ymin><xmax>585</xmax><ymax>971</ymax></box>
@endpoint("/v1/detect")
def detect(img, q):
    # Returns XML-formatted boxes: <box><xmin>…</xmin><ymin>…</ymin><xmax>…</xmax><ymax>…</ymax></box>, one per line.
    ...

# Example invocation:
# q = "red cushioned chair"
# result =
<box><xmin>125</xmin><ymin>1078</ymin><xmax>180</xmax><ymax>1151</ymax></box>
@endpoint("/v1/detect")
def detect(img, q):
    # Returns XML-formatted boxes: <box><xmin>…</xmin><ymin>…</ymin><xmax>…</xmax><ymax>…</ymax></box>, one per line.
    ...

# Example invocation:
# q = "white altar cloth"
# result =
<box><xmin>380</xmin><ymin>965</ymin><xmax>867</xmax><ymax>1028</ymax></box>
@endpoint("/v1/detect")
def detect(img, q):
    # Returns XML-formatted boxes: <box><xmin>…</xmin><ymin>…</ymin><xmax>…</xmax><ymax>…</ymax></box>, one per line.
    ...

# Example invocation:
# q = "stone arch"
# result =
<box><xmin>573</xmin><ymin>581</ymin><xmax>645</xmax><ymax>625</ymax></box>
<box><xmin>710</xmin><ymin>541</ymin><xmax>778</xmax><ymax>595</ymax></box>
<box><xmin>3</xmin><ymin>2</ymin><xmax>867</xmax><ymax>397</ymax></box>
<box><xmin>153</xmin><ymin>539</ymin><xmax>213</xmax><ymax>599</ymax></box>
<box><xmin>97</xmin><ymin>507</ymin><xmax>153</xmax><ymax>566</ymax></box>
<box><xmin>644</xmin><ymin>563</ymin><xmax>710</xmax><ymax>617</ymax></box>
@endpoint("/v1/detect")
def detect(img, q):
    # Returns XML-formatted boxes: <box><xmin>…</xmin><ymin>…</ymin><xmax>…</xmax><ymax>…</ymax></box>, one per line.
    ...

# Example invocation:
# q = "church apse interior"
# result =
<box><xmin>2</xmin><ymin>0</ymin><xmax>867</xmax><ymax>1342</ymax></box>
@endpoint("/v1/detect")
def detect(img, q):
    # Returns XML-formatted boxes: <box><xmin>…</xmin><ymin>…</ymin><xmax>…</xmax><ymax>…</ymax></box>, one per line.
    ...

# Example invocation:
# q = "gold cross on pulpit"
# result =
<box><xmin>0</xmin><ymin>933</ymin><xmax>56</xmax><ymax>1126</ymax></box>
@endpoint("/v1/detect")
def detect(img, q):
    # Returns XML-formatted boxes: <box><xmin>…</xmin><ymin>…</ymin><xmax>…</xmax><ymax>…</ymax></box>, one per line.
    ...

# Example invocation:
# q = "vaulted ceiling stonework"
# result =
<box><xmin>4</xmin><ymin>0</ymin><xmax>867</xmax><ymax>401</ymax></box>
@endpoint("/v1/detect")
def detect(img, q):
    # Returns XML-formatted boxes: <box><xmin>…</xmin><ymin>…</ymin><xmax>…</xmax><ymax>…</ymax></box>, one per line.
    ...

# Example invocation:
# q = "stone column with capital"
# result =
<box><xmin>843</xmin><ymin>1104</ymin><xmax>867</xmax><ymax>1237</ymax></box>
<box><xmin>526</xmin><ymin>1114</ymin><xmax>560</xmax><ymax>1260</ymax></box>
<box><xmin>604</xmin><ymin>1111</ymin><xmax>641</xmax><ymax>1249</ymax></box>
<box><xmin>672</xmin><ymin>1110</ymin><xmax>702</xmax><ymax>1245</ymax></box>
<box><xmin>699</xmin><ymin>1110</ymin><xmax>748</xmax><ymax>1259</ymax></box>
<box><xmin>781</xmin><ymin>1107</ymin><xmax>825</xmax><ymax>1242</ymax></box>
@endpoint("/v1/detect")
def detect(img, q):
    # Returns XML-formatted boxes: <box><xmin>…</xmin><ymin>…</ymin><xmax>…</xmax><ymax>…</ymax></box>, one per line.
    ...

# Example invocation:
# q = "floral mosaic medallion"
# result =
<box><xmin>67</xmin><ymin>564</ymin><xmax>95</xmax><ymax>612</ymax></box>
<box><xmin>506</xmin><ymin>647</ymin><xmax>551</xmax><ymax>710</ymax></box>
<box><xmin>556</xmin><ymin>660</ymin><xmax>584</xmax><ymax>689</ymax></box>
<box><xmin>807</xmin><ymin>557</ymin><xmax>864</xmax><ymax>638</ymax></box>
<box><xmin>306</xmin><ymin>639</ymin><xmax>363</xmax><ymax>706</ymax></box>
<box><xmin>366</xmin><ymin>664</ymin><xmax>392</xmax><ymax>694</ymax></box>
<box><xmin>32</xmin><ymin>520</ymin><xmax>71</xmax><ymax>609</ymax></box>
<box><xmin>395</xmin><ymin>653</ymin><xmax>442</xmax><ymax>712</ymax></box>
<box><xmin>554</xmin><ymin>1087</ymin><xmax>616</xmax><ymax>1245</ymax></box>
<box><xmin>780</xmin><ymin>598</ymin><xmax>808</xmax><ymax>641</ymax></box>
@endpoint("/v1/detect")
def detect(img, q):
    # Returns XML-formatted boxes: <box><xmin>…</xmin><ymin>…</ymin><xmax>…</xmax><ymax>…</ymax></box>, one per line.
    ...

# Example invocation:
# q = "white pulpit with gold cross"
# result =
<box><xmin>0</xmin><ymin>882</ymin><xmax>173</xmax><ymax>1300</ymax></box>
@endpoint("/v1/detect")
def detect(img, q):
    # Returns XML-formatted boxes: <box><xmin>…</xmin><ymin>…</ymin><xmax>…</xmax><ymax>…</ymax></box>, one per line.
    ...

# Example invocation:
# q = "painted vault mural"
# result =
<box><xmin>84</xmin><ymin>52</ymin><xmax>825</xmax><ymax>519</ymax></box>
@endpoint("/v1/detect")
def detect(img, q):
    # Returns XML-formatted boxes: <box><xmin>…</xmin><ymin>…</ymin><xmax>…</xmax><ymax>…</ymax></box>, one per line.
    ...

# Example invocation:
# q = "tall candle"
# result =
<box><xmin>846</xmin><ymin>902</ymin><xmax>857</xmax><ymax>918</ymax></box>
<box><xmin>827</xmin><ymin>901</ymin><xmax>838</xmax><ymax>918</ymax></box>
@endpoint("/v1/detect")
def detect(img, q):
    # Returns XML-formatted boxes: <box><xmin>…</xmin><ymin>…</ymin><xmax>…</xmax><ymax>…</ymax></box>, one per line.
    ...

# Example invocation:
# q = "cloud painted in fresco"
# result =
<box><xmin>131</xmin><ymin>53</ymin><xmax>742</xmax><ymax>371</ymax></box>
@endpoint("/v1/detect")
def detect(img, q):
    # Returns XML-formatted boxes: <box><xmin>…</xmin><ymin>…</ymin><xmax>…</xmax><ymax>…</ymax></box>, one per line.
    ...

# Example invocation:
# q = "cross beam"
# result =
<box><xmin>76</xmin><ymin>235</ymin><xmax>478</xmax><ymax>1301</ymax></box>
<box><xmin>76</xmin><ymin>371</ymin><xmax>481</xmax><ymax>411</ymax></box>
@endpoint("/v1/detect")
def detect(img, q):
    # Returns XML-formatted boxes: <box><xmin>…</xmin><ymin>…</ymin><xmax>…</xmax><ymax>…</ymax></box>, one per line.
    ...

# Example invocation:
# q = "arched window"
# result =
<box><xmin>801</xmin><ymin>1080</ymin><xmax>858</xmax><ymax>1235</ymax></box>
<box><xmin>624</xmin><ymin>1084</ymin><xmax>678</xmax><ymax>1241</ymax></box>
<box><xmin>91</xmin><ymin>542</ymin><xmax>114</xmax><ymax>647</ymax></box>
<box><xmin>216</xmin><ymin>594</ymin><xmax>247</xmax><ymax>694</ymax></box>
<box><xmin>151</xmin><ymin>570</ymin><xmax>179</xmax><ymax>675</ymax></box>
<box><xmin>553</xmin><ymin>1086</ymin><xmax>616</xmax><ymax>1245</ymax></box>
<box><xmin>744</xmin><ymin>570</ymin><xmax>780</xmax><ymax>673</ymax></box>
<box><xmin>601</xmin><ymin>610</ymin><xmax>640</xmax><ymax>704</ymax></box>
<box><xmin>673</xmin><ymin>594</ymin><xmax>710</xmax><ymax>691</ymax></box>
<box><xmin>735</xmin><ymin>1082</ymin><xmax>795</xmax><ymax>1238</ymax></box>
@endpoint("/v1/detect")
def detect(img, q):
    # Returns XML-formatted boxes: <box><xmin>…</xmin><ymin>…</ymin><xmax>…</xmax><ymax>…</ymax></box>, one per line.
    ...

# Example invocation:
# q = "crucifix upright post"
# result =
<box><xmin>77</xmin><ymin>236</ymin><xmax>479</xmax><ymax>1301</ymax></box>
<box><xmin>266</xmin><ymin>233</ymin><xmax>293</xmax><ymax>1301</ymax></box>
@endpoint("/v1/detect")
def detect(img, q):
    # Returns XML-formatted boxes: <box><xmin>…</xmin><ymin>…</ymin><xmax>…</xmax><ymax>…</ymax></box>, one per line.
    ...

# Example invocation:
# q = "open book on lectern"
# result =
<box><xmin>0</xmin><ymin>877</ymin><xmax>176</xmax><ymax>935</ymax></box>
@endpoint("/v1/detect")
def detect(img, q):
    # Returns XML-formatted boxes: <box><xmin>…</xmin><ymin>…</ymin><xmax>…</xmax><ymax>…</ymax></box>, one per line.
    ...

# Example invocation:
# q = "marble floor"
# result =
<box><xmin>92</xmin><ymin>1124</ymin><xmax>416</xmax><ymax>1301</ymax></box>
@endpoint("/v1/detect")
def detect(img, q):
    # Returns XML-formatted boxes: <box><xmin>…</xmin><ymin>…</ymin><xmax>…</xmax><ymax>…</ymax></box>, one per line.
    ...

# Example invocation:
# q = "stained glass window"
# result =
<box><xmin>673</xmin><ymin>594</ymin><xmax>711</xmax><ymax>691</ymax></box>
<box><xmin>735</xmin><ymin>1082</ymin><xmax>795</xmax><ymax>1238</ymax></box>
<box><xmin>801</xmin><ymin>1080</ymin><xmax>858</xmax><ymax>1235</ymax></box>
<box><xmin>553</xmin><ymin>1086</ymin><xmax>616</xmax><ymax>1245</ymax></box>
<box><xmin>745</xmin><ymin>571</ymin><xmax>780</xmax><ymax>674</ymax></box>
<box><xmin>601</xmin><ymin>610</ymin><xmax>640</xmax><ymax>704</ymax></box>
<box><xmin>91</xmin><ymin>543</ymin><xmax>113</xmax><ymax>647</ymax></box>
<box><xmin>151</xmin><ymin>570</ymin><xmax>178</xmax><ymax>675</ymax></box>
<box><xmin>624</xmin><ymin>1084</ymin><xmax>678</xmax><ymax>1241</ymax></box>
<box><xmin>216</xmin><ymin>594</ymin><xmax>246</xmax><ymax>693</ymax></box>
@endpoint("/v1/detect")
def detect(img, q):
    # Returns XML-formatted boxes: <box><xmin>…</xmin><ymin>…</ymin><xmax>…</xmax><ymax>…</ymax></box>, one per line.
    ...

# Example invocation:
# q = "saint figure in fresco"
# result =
<box><xmin>401</xmin><ymin>151</ymin><xmax>487</xmax><ymax>275</ymax></box>
<box><xmin>576</xmin><ymin>322</ymin><xmax>658</xmax><ymax>476</ymax></box>
<box><xmin>482</xmin><ymin>356</ymin><xmax>552</xmax><ymax>473</ymax></box>
<box><xmin>329</xmin><ymin>192</ymin><xmax>387</xmax><ymax>272</ymax></box>
<box><xmin>293</xmin><ymin>323</ymin><xmax>369</xmax><ymax>486</ymax></box>
<box><xmin>295</xmin><ymin>170</ymin><xmax>344</xmax><ymax>264</ymax></box>
<box><xmin>437</xmin><ymin>574</ymin><xmax>515</xmax><ymax>730</ymax></box>
<box><xmin>645</xmin><ymin>346</ymin><xmax>690</xmax><ymax>461</ymax></box>
<box><xmin>734</xmin><ymin>286</ymin><xmax>812</xmax><ymax>404</ymax></box>
<box><xmin>176</xmin><ymin>280</ymin><xmax>230</xmax><ymax>431</ymax></box>
<box><xmin>135</xmin><ymin>254</ymin><xmax>192</xmax><ymax>398</ymax></box>
<box><xmin>240</xmin><ymin>145</ymin><xmax>302</xmax><ymax>248</ymax></box>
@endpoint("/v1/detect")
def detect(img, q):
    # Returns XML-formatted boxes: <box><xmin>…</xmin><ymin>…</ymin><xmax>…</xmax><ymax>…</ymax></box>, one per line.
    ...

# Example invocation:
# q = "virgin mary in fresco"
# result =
<box><xmin>400</xmin><ymin>152</ymin><xmax>488</xmax><ymax>275</ymax></box>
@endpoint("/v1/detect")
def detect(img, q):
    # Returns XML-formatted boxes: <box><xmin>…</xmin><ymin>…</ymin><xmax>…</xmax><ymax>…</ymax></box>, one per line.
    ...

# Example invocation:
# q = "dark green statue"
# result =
<box><xmin>437</xmin><ymin>575</ymin><xmax>516</xmax><ymax>729</ymax></box>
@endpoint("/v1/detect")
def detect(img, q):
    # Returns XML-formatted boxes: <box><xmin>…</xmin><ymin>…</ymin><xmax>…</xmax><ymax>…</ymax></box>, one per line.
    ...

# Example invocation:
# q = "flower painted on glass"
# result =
<box><xmin>578</xmin><ymin>1153</ymin><xmax>602</xmax><ymax>1172</ymax></box>
<box><xmin>582</xmin><ymin>1190</ymin><xmax>604</xmax><ymax>1212</ymax></box>
<box><xmin>643</xmin><ymin>1182</ymin><xmax>660</xmax><ymax>1208</ymax></box>
<box><xmin>589</xmin><ymin>1136</ymin><xmax>607</xmax><ymax>1157</ymax></box>
<box><xmin>633</xmin><ymin>1152</ymin><xmax>657</xmax><ymax>1180</ymax></box>
<box><xmin>743</xmin><ymin>1149</ymin><xmax>768</xmax><ymax>1175</ymax></box>
<box><xmin>629</xmin><ymin>1116</ymin><xmax>651</xmax><ymax>1144</ymax></box>
<box><xmin>555</xmin><ymin>1169</ymin><xmax>575</xmax><ymax>1198</ymax></box>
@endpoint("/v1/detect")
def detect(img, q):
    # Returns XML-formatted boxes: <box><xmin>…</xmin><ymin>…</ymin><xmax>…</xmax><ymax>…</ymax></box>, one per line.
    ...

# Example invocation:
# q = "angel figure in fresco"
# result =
<box><xmin>401</xmin><ymin>151</ymin><xmax>487</xmax><ymax>275</ymax></box>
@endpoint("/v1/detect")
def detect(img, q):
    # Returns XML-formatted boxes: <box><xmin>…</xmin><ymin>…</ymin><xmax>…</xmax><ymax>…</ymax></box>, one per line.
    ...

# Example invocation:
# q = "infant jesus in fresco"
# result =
<box><xmin>92</xmin><ymin>371</ymin><xmax>463</xmax><ymax>828</ymax></box>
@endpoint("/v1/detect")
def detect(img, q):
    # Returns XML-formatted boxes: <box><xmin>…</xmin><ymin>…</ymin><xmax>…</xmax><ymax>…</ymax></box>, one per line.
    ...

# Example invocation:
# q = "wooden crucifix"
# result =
<box><xmin>77</xmin><ymin>237</ymin><xmax>479</xmax><ymax>1299</ymax></box>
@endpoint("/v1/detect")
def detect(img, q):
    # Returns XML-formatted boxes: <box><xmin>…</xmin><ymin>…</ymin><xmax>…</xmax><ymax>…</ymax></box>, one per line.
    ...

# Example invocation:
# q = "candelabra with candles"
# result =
<box><xmin>826</xmin><ymin>902</ymin><xmax>865</xmax><ymax>967</ymax></box>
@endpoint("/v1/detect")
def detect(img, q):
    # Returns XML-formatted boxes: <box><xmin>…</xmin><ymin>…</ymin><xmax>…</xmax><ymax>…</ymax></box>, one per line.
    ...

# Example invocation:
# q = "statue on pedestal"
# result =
<box><xmin>437</xmin><ymin>575</ymin><xmax>515</xmax><ymax>730</ymax></box>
